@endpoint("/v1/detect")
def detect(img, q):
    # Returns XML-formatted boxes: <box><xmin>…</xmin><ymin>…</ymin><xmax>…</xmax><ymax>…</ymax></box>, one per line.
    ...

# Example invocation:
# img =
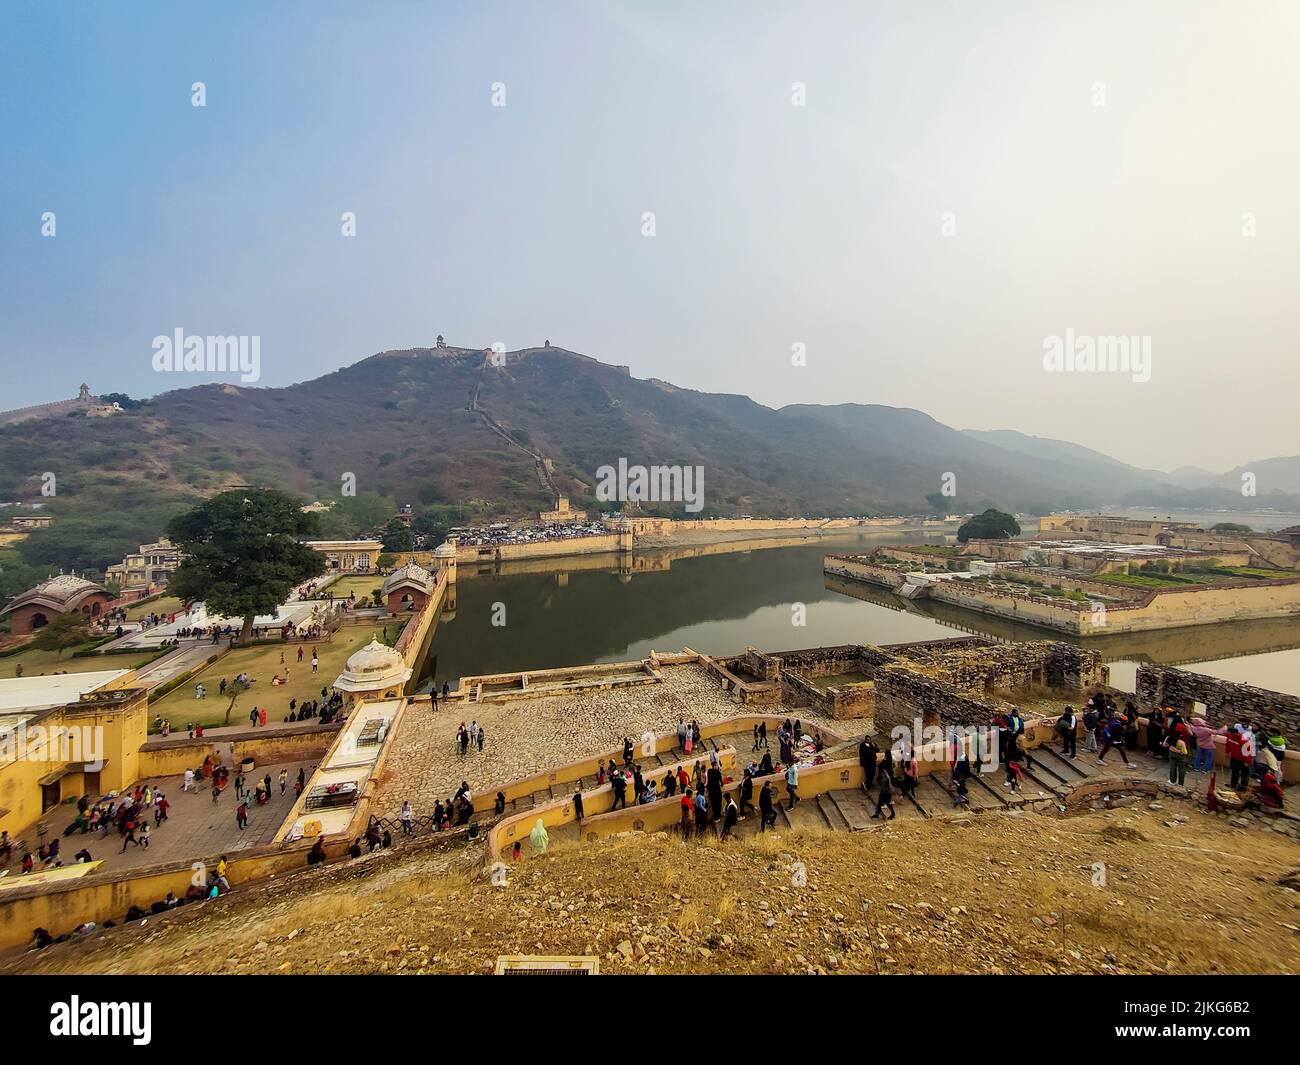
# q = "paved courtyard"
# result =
<box><xmin>0</xmin><ymin>756</ymin><xmax>318</xmax><ymax>879</ymax></box>
<box><xmin>372</xmin><ymin>663</ymin><xmax>830</xmax><ymax>820</ymax></box>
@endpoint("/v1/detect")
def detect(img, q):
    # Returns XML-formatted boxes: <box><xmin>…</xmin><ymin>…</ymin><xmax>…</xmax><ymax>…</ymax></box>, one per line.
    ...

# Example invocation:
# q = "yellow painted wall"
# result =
<box><xmin>0</xmin><ymin>687</ymin><xmax>147</xmax><ymax>836</ymax></box>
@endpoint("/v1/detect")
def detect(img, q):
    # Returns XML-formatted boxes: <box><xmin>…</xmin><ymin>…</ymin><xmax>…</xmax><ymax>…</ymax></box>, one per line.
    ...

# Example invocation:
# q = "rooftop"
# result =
<box><xmin>0</xmin><ymin>669</ymin><xmax>130</xmax><ymax>717</ymax></box>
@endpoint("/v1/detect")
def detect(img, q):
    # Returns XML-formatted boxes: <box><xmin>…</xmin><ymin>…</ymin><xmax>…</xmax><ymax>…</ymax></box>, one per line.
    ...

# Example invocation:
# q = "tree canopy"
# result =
<box><xmin>30</xmin><ymin>612</ymin><xmax>92</xmax><ymax>656</ymax></box>
<box><xmin>380</xmin><ymin>516</ymin><xmax>414</xmax><ymax>552</ymax></box>
<box><xmin>166</xmin><ymin>489</ymin><xmax>324</xmax><ymax>642</ymax></box>
<box><xmin>957</xmin><ymin>508</ymin><xmax>1021</xmax><ymax>542</ymax></box>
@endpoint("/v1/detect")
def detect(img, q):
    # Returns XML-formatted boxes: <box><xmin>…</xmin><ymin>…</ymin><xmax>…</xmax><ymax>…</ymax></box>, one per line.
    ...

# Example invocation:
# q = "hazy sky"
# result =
<box><xmin>2</xmin><ymin>1</ymin><xmax>1297</xmax><ymax>471</ymax></box>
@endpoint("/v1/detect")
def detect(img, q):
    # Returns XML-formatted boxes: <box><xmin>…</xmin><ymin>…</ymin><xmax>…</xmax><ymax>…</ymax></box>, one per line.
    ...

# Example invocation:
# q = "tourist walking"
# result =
<box><xmin>872</xmin><ymin>772</ymin><xmax>895</xmax><ymax>820</ymax></box>
<box><xmin>784</xmin><ymin>762</ymin><xmax>799</xmax><ymax>809</ymax></box>
<box><xmin>1189</xmin><ymin>717</ymin><xmax>1222</xmax><ymax>773</ymax></box>
<box><xmin>400</xmin><ymin>800</ymin><xmax>413</xmax><ymax>835</ymax></box>
<box><xmin>707</xmin><ymin>763</ymin><xmax>724</xmax><ymax>821</ymax></box>
<box><xmin>759</xmin><ymin>781</ymin><xmax>777</xmax><ymax>832</ymax></box>
<box><xmin>721</xmin><ymin>795</ymin><xmax>739</xmax><ymax>839</ymax></box>
<box><xmin>1227</xmin><ymin>725</ymin><xmax>1252</xmax><ymax>790</ymax></box>
<box><xmin>1146</xmin><ymin>708</ymin><xmax>1166</xmax><ymax>757</ymax></box>
<box><xmin>693</xmin><ymin>789</ymin><xmax>711</xmax><ymax>837</ymax></box>
<box><xmin>1167</xmin><ymin>733</ymin><xmax>1190</xmax><ymax>786</ymax></box>
<box><xmin>1096</xmin><ymin>716</ymin><xmax>1132</xmax><ymax>767</ymax></box>
<box><xmin>859</xmin><ymin>737</ymin><xmax>878</xmax><ymax>789</ymax></box>
<box><xmin>1057</xmin><ymin>706</ymin><xmax>1077</xmax><ymax>759</ymax></box>
<box><xmin>901</xmin><ymin>749</ymin><xmax>919</xmax><ymax>799</ymax></box>
<box><xmin>236</xmin><ymin>801</ymin><xmax>248</xmax><ymax>831</ymax></box>
<box><xmin>1082</xmin><ymin>704</ymin><xmax>1099</xmax><ymax>753</ymax></box>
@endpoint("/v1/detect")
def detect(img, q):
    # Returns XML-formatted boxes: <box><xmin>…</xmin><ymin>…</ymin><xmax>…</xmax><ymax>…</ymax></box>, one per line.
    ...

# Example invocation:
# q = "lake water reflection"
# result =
<box><xmin>418</xmin><ymin>536</ymin><xmax>1300</xmax><ymax>699</ymax></box>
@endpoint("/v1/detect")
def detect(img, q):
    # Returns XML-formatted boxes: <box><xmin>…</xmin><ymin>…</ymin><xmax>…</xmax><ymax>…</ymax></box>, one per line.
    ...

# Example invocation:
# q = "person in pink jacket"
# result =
<box><xmin>1190</xmin><ymin>717</ymin><xmax>1226</xmax><ymax>774</ymax></box>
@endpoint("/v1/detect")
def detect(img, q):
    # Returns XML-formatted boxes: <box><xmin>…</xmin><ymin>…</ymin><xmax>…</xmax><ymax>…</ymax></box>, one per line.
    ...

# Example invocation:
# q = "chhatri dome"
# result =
<box><xmin>333</xmin><ymin>638</ymin><xmax>412</xmax><ymax>696</ymax></box>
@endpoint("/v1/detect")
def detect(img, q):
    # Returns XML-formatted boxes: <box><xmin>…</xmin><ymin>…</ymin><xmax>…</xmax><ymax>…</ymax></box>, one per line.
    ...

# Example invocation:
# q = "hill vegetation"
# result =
<box><xmin>1</xmin><ymin>344</ymin><xmax>1296</xmax><ymax>594</ymax></box>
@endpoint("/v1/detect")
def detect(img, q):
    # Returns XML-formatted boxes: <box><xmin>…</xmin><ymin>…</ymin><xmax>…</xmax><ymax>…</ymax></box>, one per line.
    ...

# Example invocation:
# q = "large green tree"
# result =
<box><xmin>166</xmin><ymin>489</ymin><xmax>325</xmax><ymax>645</ymax></box>
<box><xmin>957</xmin><ymin>508</ymin><xmax>1021</xmax><ymax>542</ymax></box>
<box><xmin>380</xmin><ymin>516</ymin><xmax>414</xmax><ymax>552</ymax></box>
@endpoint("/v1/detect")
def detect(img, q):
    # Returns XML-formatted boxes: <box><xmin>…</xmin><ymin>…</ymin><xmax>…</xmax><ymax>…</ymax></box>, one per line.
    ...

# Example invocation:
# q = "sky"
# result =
<box><xmin>2</xmin><ymin>0</ymin><xmax>1297</xmax><ymax>471</ymax></box>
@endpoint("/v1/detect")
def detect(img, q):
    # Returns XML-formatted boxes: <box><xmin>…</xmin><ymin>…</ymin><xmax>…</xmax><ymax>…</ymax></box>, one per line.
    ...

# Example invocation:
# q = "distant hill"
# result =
<box><xmin>1</xmin><ymin>343</ymin><xmax>1296</xmax><ymax>582</ymax></box>
<box><xmin>1219</xmin><ymin>456</ymin><xmax>1300</xmax><ymax>496</ymax></box>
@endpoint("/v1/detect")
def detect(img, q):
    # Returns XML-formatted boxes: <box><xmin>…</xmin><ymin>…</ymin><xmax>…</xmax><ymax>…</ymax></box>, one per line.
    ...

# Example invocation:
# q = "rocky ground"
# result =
<box><xmin>373</xmin><ymin>664</ymin><xmax>810</xmax><ymax>819</ymax></box>
<box><xmin>15</xmin><ymin>801</ymin><xmax>1299</xmax><ymax>975</ymax></box>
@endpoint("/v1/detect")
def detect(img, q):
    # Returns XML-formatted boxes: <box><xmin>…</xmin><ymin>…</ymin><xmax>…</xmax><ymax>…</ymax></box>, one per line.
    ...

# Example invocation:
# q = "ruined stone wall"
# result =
<box><xmin>872</xmin><ymin>665</ymin><xmax>1008</xmax><ymax>732</ymax></box>
<box><xmin>741</xmin><ymin>647</ymin><xmax>781</xmax><ymax>682</ymax></box>
<box><xmin>1136</xmin><ymin>664</ymin><xmax>1300</xmax><ymax>736</ymax></box>
<box><xmin>780</xmin><ymin>670</ymin><xmax>832</xmax><ymax>714</ymax></box>
<box><xmin>778</xmin><ymin>670</ymin><xmax>876</xmax><ymax>722</ymax></box>
<box><xmin>770</xmin><ymin>644</ymin><xmax>893</xmax><ymax>679</ymax></box>
<box><xmin>923</xmin><ymin>641</ymin><xmax>1106</xmax><ymax>697</ymax></box>
<box><xmin>880</xmin><ymin>636</ymin><xmax>995</xmax><ymax>661</ymax></box>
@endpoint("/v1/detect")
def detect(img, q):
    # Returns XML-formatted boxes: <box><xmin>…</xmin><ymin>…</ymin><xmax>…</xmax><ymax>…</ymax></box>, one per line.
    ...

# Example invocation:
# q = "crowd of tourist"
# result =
<box><xmin>29</xmin><ymin>854</ymin><xmax>234</xmax><ymax>952</ymax></box>
<box><xmin>454</xmin><ymin>521</ymin><xmax>608</xmax><ymax>548</ymax></box>
<box><xmin>0</xmin><ymin>782</ymin><xmax>175</xmax><ymax>879</ymax></box>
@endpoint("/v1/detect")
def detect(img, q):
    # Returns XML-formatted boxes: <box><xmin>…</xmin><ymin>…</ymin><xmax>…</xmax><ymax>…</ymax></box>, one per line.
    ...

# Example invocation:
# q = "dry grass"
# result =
<box><xmin>16</xmin><ymin>803</ymin><xmax>1300</xmax><ymax>976</ymax></box>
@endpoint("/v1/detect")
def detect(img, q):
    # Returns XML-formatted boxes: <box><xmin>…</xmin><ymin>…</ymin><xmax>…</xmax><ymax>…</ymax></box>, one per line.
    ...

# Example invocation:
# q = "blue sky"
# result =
<box><xmin>2</xmin><ymin>1</ymin><xmax>1297</xmax><ymax>469</ymax></box>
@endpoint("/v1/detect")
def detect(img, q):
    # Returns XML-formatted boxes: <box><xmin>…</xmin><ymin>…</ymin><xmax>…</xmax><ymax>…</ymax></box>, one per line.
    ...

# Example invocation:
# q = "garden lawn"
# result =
<box><xmin>318</xmin><ymin>575</ymin><xmax>383</xmax><ymax>601</ymax></box>
<box><xmin>124</xmin><ymin>595</ymin><xmax>185</xmax><ymax>620</ymax></box>
<box><xmin>145</xmin><ymin>622</ymin><xmax>392</xmax><ymax>730</ymax></box>
<box><xmin>1</xmin><ymin>645</ymin><xmax>160</xmax><ymax>680</ymax></box>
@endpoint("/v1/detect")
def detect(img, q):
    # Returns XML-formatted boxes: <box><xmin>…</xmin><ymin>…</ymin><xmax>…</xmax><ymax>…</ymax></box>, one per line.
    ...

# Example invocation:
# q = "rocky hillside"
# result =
<box><xmin>3</xmin><ymin>344</ymin><xmax>1296</xmax><ymax>582</ymax></box>
<box><xmin>14</xmin><ymin>806</ymin><xmax>1300</xmax><ymax>976</ymax></box>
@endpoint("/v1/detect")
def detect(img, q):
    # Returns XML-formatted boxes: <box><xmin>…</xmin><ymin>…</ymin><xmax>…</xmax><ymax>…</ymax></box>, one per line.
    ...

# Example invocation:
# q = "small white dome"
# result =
<box><xmin>344</xmin><ymin>639</ymin><xmax>403</xmax><ymax>675</ymax></box>
<box><xmin>334</xmin><ymin>637</ymin><xmax>413</xmax><ymax>695</ymax></box>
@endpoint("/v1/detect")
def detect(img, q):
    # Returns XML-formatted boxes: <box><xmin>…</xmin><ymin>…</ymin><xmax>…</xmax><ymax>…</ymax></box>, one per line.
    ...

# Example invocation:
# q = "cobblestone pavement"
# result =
<box><xmin>372</xmin><ymin>664</ymin><xmax>819</xmax><ymax>819</ymax></box>
<box><xmin>1</xmin><ymin>759</ymin><xmax>318</xmax><ymax>879</ymax></box>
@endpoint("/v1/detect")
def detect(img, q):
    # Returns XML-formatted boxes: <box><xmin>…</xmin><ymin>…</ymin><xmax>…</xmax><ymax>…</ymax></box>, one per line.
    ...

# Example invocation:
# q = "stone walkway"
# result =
<box><xmin>0</xmin><ymin>757</ymin><xmax>318</xmax><ymax>878</ymax></box>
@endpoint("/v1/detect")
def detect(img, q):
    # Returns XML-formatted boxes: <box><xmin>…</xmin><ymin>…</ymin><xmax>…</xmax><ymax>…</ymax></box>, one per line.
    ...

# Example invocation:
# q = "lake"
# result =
<box><xmin>418</xmin><ymin>535</ymin><xmax>1300</xmax><ymax>699</ymax></box>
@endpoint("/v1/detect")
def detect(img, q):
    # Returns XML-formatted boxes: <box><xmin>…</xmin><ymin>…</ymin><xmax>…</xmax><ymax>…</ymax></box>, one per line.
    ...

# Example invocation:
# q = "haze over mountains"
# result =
<box><xmin>1</xmin><ymin>345</ymin><xmax>1296</xmax><ymax>559</ymax></box>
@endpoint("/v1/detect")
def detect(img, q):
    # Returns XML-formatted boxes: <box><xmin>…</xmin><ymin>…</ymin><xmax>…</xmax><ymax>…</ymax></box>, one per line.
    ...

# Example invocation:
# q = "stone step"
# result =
<box><xmin>970</xmin><ymin>770</ymin><xmax>1015</xmax><ymax>807</ymax></box>
<box><xmin>827</xmin><ymin>788</ymin><xmax>876</xmax><ymax>831</ymax></box>
<box><xmin>1032</xmin><ymin>744</ymin><xmax>1093</xmax><ymax>783</ymax></box>
<box><xmin>817</xmin><ymin>793</ymin><xmax>851</xmax><ymax>832</ymax></box>
<box><xmin>782</xmin><ymin>796</ymin><xmax>830</xmax><ymax>832</ymax></box>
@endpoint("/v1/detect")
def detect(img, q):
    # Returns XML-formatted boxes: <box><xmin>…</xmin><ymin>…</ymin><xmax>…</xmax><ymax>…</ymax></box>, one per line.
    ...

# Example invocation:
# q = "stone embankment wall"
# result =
<box><xmin>608</xmin><ymin>516</ymin><xmax>913</xmax><ymax>538</ymax></box>
<box><xmin>394</xmin><ymin>566</ymin><xmax>448</xmax><ymax>673</ymax></box>
<box><xmin>1137</xmin><ymin>664</ymin><xmax>1300</xmax><ymax>736</ymax></box>
<box><xmin>455</xmin><ymin>532</ymin><xmax>630</xmax><ymax>564</ymax></box>
<box><xmin>826</xmin><ymin>554</ymin><xmax>1300</xmax><ymax>636</ymax></box>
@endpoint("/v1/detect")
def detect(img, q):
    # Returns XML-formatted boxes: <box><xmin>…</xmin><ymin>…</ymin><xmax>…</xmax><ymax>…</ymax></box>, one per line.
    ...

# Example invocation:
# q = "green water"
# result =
<box><xmin>419</xmin><ymin>539</ymin><xmax>1300</xmax><ymax>699</ymax></box>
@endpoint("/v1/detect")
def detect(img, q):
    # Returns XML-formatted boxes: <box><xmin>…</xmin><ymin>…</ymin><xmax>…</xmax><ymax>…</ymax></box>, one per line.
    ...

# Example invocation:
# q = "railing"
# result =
<box><xmin>367</xmin><ymin>811</ymin><xmax>486</xmax><ymax>841</ymax></box>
